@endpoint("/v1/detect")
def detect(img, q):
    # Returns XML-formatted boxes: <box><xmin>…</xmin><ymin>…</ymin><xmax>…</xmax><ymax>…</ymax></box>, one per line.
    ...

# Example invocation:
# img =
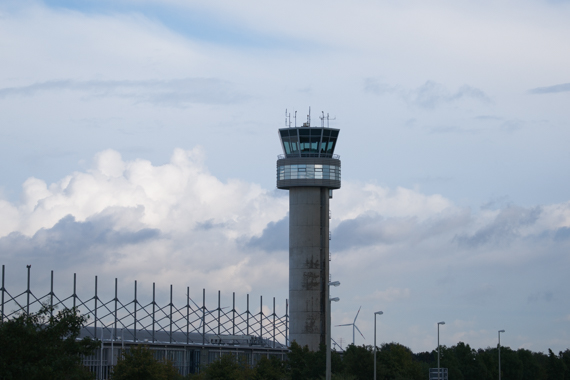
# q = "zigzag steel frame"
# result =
<box><xmin>0</xmin><ymin>265</ymin><xmax>289</xmax><ymax>379</ymax></box>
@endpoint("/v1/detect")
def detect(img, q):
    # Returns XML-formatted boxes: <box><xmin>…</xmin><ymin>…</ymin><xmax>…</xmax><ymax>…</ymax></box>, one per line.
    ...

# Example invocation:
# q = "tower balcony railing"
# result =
<box><xmin>277</xmin><ymin>154</ymin><xmax>340</xmax><ymax>160</ymax></box>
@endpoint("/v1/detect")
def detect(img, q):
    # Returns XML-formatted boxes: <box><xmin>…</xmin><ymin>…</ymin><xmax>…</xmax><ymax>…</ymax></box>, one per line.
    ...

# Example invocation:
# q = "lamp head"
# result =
<box><xmin>438</xmin><ymin>321</ymin><xmax>445</xmax><ymax>325</ymax></box>
<box><xmin>375</xmin><ymin>311</ymin><xmax>383</xmax><ymax>315</ymax></box>
<box><xmin>330</xmin><ymin>297</ymin><xmax>340</xmax><ymax>302</ymax></box>
<box><xmin>499</xmin><ymin>329</ymin><xmax>505</xmax><ymax>333</ymax></box>
<box><xmin>329</xmin><ymin>281</ymin><xmax>341</xmax><ymax>287</ymax></box>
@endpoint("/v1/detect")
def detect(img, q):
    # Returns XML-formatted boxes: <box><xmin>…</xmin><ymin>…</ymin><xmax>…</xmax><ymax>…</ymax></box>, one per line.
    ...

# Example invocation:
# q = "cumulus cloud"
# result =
<box><xmin>0</xmin><ymin>148</ymin><xmax>289</xmax><ymax>293</ymax></box>
<box><xmin>1</xmin><ymin>148</ymin><xmax>570</xmax><ymax>352</ymax></box>
<box><xmin>244</xmin><ymin>215</ymin><xmax>288</xmax><ymax>252</ymax></box>
<box><xmin>0</xmin><ymin>212</ymin><xmax>160</xmax><ymax>268</ymax></box>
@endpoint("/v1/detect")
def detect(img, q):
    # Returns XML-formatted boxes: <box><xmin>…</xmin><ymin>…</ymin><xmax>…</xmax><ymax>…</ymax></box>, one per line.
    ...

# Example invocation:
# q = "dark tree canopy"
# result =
<box><xmin>0</xmin><ymin>306</ymin><xmax>98</xmax><ymax>380</ymax></box>
<box><xmin>110</xmin><ymin>345</ymin><xmax>181</xmax><ymax>380</ymax></box>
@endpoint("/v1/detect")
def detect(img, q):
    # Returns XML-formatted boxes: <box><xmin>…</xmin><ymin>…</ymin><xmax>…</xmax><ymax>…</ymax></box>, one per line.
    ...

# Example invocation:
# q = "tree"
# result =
<box><xmin>0</xmin><ymin>305</ymin><xmax>98</xmax><ymax>380</ymax></box>
<box><xmin>199</xmin><ymin>353</ymin><xmax>254</xmax><ymax>380</ymax></box>
<box><xmin>376</xmin><ymin>342</ymin><xmax>423</xmax><ymax>380</ymax></box>
<box><xmin>110</xmin><ymin>344</ymin><xmax>182</xmax><ymax>380</ymax></box>
<box><xmin>252</xmin><ymin>356</ymin><xmax>287</xmax><ymax>380</ymax></box>
<box><xmin>516</xmin><ymin>349</ymin><xmax>544</xmax><ymax>380</ymax></box>
<box><xmin>546</xmin><ymin>349</ymin><xmax>566</xmax><ymax>380</ymax></box>
<box><xmin>285</xmin><ymin>341</ymin><xmax>342</xmax><ymax>380</ymax></box>
<box><xmin>342</xmin><ymin>344</ymin><xmax>373</xmax><ymax>380</ymax></box>
<box><xmin>561</xmin><ymin>349</ymin><xmax>570</xmax><ymax>380</ymax></box>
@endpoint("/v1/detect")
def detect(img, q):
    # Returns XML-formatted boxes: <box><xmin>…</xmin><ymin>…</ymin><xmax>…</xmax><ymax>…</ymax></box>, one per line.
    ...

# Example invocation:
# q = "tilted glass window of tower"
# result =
<box><xmin>279</xmin><ymin>127</ymin><xmax>339</xmax><ymax>158</ymax></box>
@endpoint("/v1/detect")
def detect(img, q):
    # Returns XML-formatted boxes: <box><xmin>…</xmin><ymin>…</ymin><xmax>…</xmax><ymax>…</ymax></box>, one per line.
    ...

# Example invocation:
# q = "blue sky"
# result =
<box><xmin>1</xmin><ymin>0</ymin><xmax>569</xmax><ymax>354</ymax></box>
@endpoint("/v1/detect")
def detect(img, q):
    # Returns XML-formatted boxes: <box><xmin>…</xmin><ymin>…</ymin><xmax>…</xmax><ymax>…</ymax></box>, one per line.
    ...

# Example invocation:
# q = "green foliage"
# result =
<box><xmin>546</xmin><ymin>349</ymin><xmax>567</xmax><ymax>380</ymax></box>
<box><xmin>252</xmin><ymin>356</ymin><xmax>287</xmax><ymax>380</ymax></box>
<box><xmin>377</xmin><ymin>342</ymin><xmax>423</xmax><ymax>380</ymax></box>
<box><xmin>187</xmin><ymin>353</ymin><xmax>286</xmax><ymax>380</ymax></box>
<box><xmin>110</xmin><ymin>345</ymin><xmax>182</xmax><ymax>380</ymax></box>
<box><xmin>188</xmin><ymin>342</ymin><xmax>570</xmax><ymax>380</ymax></box>
<box><xmin>561</xmin><ymin>349</ymin><xmax>570</xmax><ymax>380</ymax></box>
<box><xmin>517</xmin><ymin>348</ymin><xmax>544</xmax><ymax>380</ymax></box>
<box><xmin>201</xmin><ymin>353</ymin><xmax>254</xmax><ymax>380</ymax></box>
<box><xmin>342</xmin><ymin>344</ymin><xmax>373</xmax><ymax>380</ymax></box>
<box><xmin>286</xmin><ymin>341</ymin><xmax>341</xmax><ymax>380</ymax></box>
<box><xmin>0</xmin><ymin>305</ymin><xmax>98</xmax><ymax>380</ymax></box>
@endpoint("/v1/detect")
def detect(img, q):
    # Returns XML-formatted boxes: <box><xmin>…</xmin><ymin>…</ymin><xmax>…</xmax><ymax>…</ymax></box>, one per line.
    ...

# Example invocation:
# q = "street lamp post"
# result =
<box><xmin>326</xmin><ymin>281</ymin><xmax>340</xmax><ymax>380</ymax></box>
<box><xmin>373</xmin><ymin>311</ymin><xmax>383</xmax><ymax>380</ymax></box>
<box><xmin>498</xmin><ymin>330</ymin><xmax>505</xmax><ymax>380</ymax></box>
<box><xmin>437</xmin><ymin>321</ymin><xmax>445</xmax><ymax>380</ymax></box>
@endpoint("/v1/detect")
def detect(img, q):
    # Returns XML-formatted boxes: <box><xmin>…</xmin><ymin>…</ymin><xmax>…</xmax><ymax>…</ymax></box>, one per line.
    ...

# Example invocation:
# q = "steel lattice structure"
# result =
<box><xmin>0</xmin><ymin>265</ymin><xmax>289</xmax><ymax>378</ymax></box>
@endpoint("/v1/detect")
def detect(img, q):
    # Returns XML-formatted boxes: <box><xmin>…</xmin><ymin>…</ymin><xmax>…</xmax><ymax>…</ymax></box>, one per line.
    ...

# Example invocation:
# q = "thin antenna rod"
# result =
<box><xmin>326</xmin><ymin>113</ymin><xmax>336</xmax><ymax>128</ymax></box>
<box><xmin>294</xmin><ymin>111</ymin><xmax>297</xmax><ymax>128</ymax></box>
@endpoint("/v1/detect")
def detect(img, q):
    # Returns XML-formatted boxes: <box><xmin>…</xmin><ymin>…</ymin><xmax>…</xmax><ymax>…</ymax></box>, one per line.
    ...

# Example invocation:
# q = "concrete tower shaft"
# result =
<box><xmin>289</xmin><ymin>187</ymin><xmax>330</xmax><ymax>350</ymax></box>
<box><xmin>276</xmin><ymin>124</ymin><xmax>341</xmax><ymax>351</ymax></box>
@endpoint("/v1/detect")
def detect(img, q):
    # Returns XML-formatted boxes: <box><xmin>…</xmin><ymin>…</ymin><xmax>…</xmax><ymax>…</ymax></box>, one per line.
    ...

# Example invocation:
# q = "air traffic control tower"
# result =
<box><xmin>277</xmin><ymin>112</ymin><xmax>341</xmax><ymax>351</ymax></box>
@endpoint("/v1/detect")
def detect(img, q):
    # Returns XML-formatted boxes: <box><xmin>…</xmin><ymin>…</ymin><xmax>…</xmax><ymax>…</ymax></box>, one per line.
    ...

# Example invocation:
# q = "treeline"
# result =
<box><xmin>1</xmin><ymin>305</ymin><xmax>569</xmax><ymax>380</ymax></box>
<box><xmin>188</xmin><ymin>341</ymin><xmax>570</xmax><ymax>380</ymax></box>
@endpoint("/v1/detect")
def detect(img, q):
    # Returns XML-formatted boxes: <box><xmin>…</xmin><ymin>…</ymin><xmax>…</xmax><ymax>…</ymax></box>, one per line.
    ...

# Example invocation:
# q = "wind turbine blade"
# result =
<box><xmin>188</xmin><ymin>297</ymin><xmax>201</xmax><ymax>309</ymax></box>
<box><xmin>355</xmin><ymin>325</ymin><xmax>365</xmax><ymax>340</ymax></box>
<box><xmin>335</xmin><ymin>323</ymin><xmax>353</xmax><ymax>327</ymax></box>
<box><xmin>354</xmin><ymin>306</ymin><xmax>362</xmax><ymax>324</ymax></box>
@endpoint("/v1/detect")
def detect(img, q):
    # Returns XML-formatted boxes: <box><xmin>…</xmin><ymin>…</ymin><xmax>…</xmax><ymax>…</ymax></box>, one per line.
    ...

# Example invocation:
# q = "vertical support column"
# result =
<box><xmin>73</xmin><ymin>273</ymin><xmax>76</xmax><ymax>309</ymax></box>
<box><xmin>170</xmin><ymin>284</ymin><xmax>173</xmax><ymax>344</ymax></box>
<box><xmin>259</xmin><ymin>295</ymin><xmax>263</xmax><ymax>340</ymax></box>
<box><xmin>273</xmin><ymin>297</ymin><xmax>276</xmax><ymax>348</ymax></box>
<box><xmin>114</xmin><ymin>278</ymin><xmax>118</xmax><ymax>341</ymax></box>
<box><xmin>0</xmin><ymin>264</ymin><xmax>5</xmax><ymax>324</ymax></box>
<box><xmin>50</xmin><ymin>270</ymin><xmax>54</xmax><ymax>318</ymax></box>
<box><xmin>246</xmin><ymin>294</ymin><xmax>249</xmax><ymax>336</ymax></box>
<box><xmin>232</xmin><ymin>292</ymin><xmax>235</xmax><ymax>336</ymax></box>
<box><xmin>94</xmin><ymin>276</ymin><xmax>98</xmax><ymax>337</ymax></box>
<box><xmin>26</xmin><ymin>265</ymin><xmax>31</xmax><ymax>315</ymax></box>
<box><xmin>187</xmin><ymin>287</ymin><xmax>190</xmax><ymax>345</ymax></box>
<box><xmin>134</xmin><ymin>280</ymin><xmax>137</xmax><ymax>342</ymax></box>
<box><xmin>202</xmin><ymin>289</ymin><xmax>206</xmax><ymax>346</ymax></box>
<box><xmin>286</xmin><ymin>299</ymin><xmax>289</xmax><ymax>346</ymax></box>
<box><xmin>1</xmin><ymin>265</ymin><xmax>5</xmax><ymax>324</ymax></box>
<box><xmin>217</xmin><ymin>290</ymin><xmax>221</xmax><ymax>336</ymax></box>
<box><xmin>152</xmin><ymin>283</ymin><xmax>156</xmax><ymax>343</ymax></box>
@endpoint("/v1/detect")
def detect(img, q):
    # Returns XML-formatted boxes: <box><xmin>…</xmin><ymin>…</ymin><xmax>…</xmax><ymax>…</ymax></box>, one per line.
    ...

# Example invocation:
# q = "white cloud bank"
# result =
<box><xmin>1</xmin><ymin>148</ymin><xmax>569</xmax><ymax>353</ymax></box>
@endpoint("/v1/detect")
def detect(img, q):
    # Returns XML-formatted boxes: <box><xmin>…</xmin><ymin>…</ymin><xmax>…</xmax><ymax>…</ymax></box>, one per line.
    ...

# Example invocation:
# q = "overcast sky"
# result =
<box><xmin>1</xmin><ymin>0</ymin><xmax>569</xmax><ymax>354</ymax></box>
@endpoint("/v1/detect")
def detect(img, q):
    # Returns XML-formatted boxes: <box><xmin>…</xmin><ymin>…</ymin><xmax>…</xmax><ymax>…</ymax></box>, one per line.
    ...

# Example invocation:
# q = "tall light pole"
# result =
<box><xmin>373</xmin><ymin>311</ymin><xmax>383</xmax><ymax>380</ymax></box>
<box><xmin>437</xmin><ymin>321</ymin><xmax>445</xmax><ymax>380</ymax></box>
<box><xmin>326</xmin><ymin>281</ymin><xmax>340</xmax><ymax>380</ymax></box>
<box><xmin>498</xmin><ymin>330</ymin><xmax>505</xmax><ymax>380</ymax></box>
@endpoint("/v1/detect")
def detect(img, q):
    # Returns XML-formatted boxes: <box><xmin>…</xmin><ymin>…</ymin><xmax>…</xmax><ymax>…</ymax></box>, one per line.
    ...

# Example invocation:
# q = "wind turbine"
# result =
<box><xmin>335</xmin><ymin>306</ymin><xmax>365</xmax><ymax>345</ymax></box>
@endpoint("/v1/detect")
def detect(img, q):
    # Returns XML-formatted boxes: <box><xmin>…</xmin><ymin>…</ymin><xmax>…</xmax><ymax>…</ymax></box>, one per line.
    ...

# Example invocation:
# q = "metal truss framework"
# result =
<box><xmin>0</xmin><ymin>265</ymin><xmax>289</xmax><ymax>349</ymax></box>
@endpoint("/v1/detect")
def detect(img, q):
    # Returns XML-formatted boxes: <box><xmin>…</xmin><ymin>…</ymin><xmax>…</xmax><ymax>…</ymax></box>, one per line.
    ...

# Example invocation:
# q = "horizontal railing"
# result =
<box><xmin>277</xmin><ymin>154</ymin><xmax>340</xmax><ymax>160</ymax></box>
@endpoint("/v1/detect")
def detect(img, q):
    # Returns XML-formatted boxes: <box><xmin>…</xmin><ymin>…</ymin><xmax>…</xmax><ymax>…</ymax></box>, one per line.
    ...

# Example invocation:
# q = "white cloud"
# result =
<box><xmin>1</xmin><ymin>147</ymin><xmax>570</xmax><ymax>353</ymax></box>
<box><xmin>4</xmin><ymin>147</ymin><xmax>286</xmax><ymax>238</ymax></box>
